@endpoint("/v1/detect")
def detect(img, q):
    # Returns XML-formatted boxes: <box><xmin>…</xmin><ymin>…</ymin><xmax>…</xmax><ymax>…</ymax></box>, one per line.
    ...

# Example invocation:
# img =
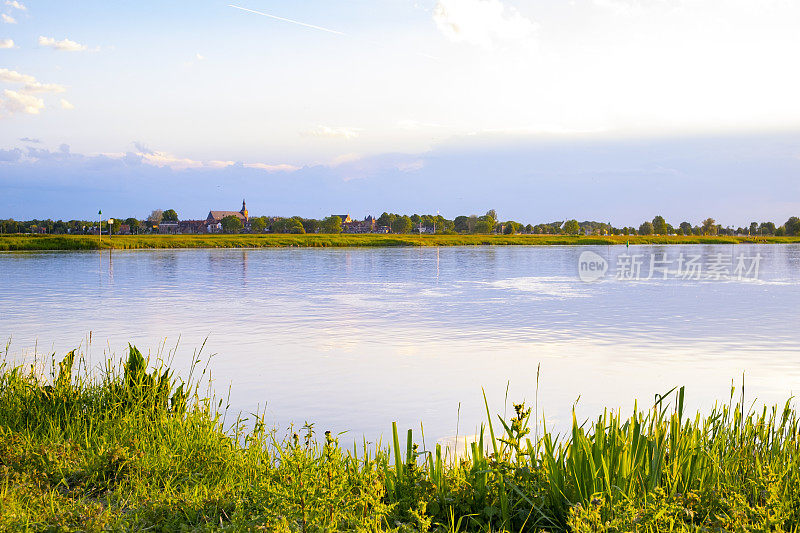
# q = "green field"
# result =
<box><xmin>2</xmin><ymin>346</ymin><xmax>800</xmax><ymax>531</ymax></box>
<box><xmin>1</xmin><ymin>233</ymin><xmax>798</xmax><ymax>251</ymax></box>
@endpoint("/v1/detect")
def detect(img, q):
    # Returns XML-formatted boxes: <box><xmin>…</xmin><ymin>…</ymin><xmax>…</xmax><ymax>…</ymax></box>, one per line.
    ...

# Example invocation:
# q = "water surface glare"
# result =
<box><xmin>2</xmin><ymin>245</ymin><xmax>800</xmax><ymax>444</ymax></box>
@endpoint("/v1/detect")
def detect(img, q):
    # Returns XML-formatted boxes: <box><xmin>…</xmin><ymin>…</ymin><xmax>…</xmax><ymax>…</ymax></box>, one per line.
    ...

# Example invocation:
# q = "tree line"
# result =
<box><xmin>2</xmin><ymin>210</ymin><xmax>799</xmax><ymax>237</ymax></box>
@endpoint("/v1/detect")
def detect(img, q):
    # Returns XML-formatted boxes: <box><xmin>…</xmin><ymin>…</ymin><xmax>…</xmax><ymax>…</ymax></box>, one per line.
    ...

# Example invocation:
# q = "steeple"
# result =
<box><xmin>240</xmin><ymin>199</ymin><xmax>248</xmax><ymax>221</ymax></box>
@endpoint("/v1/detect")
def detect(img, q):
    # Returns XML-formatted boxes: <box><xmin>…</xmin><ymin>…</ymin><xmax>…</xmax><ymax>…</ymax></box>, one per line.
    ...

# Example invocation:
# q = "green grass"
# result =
<box><xmin>1</xmin><ymin>233</ymin><xmax>799</xmax><ymax>251</ymax></box>
<box><xmin>2</xmin><ymin>346</ymin><xmax>800</xmax><ymax>531</ymax></box>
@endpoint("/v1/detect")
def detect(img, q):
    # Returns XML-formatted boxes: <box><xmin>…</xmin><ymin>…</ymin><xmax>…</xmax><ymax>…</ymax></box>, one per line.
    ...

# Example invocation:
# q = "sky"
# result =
<box><xmin>1</xmin><ymin>0</ymin><xmax>799</xmax><ymax>224</ymax></box>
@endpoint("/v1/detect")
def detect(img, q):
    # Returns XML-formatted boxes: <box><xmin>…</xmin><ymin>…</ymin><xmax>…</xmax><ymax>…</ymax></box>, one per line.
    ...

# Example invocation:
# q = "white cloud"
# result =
<box><xmin>1</xmin><ymin>89</ymin><xmax>44</xmax><ymax>115</ymax></box>
<box><xmin>38</xmin><ymin>36</ymin><xmax>88</xmax><ymax>52</ymax></box>
<box><xmin>329</xmin><ymin>152</ymin><xmax>362</xmax><ymax>166</ymax></box>
<box><xmin>0</xmin><ymin>68</ymin><xmax>35</xmax><ymax>84</ymax></box>
<box><xmin>124</xmin><ymin>143</ymin><xmax>299</xmax><ymax>172</ymax></box>
<box><xmin>5</xmin><ymin>1</ymin><xmax>25</xmax><ymax>10</ymax></box>
<box><xmin>60</xmin><ymin>98</ymin><xmax>74</xmax><ymax>110</ymax></box>
<box><xmin>432</xmin><ymin>0</ymin><xmax>538</xmax><ymax>48</ymax></box>
<box><xmin>244</xmin><ymin>162</ymin><xmax>300</xmax><ymax>172</ymax></box>
<box><xmin>305</xmin><ymin>125</ymin><xmax>361</xmax><ymax>139</ymax></box>
<box><xmin>196</xmin><ymin>53</ymin><xmax>205</xmax><ymax>61</ymax></box>
<box><xmin>0</xmin><ymin>68</ymin><xmax>65</xmax><ymax>93</ymax></box>
<box><xmin>2</xmin><ymin>13</ymin><xmax>16</xmax><ymax>24</ymax></box>
<box><xmin>0</xmin><ymin>38</ymin><xmax>13</xmax><ymax>48</ymax></box>
<box><xmin>397</xmin><ymin>159</ymin><xmax>425</xmax><ymax>172</ymax></box>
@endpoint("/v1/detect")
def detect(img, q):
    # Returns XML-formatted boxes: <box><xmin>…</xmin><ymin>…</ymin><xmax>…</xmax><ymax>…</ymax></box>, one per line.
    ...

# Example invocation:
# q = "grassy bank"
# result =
<box><xmin>1</xmin><ymin>233</ymin><xmax>799</xmax><ymax>251</ymax></box>
<box><xmin>2</xmin><ymin>347</ymin><xmax>799</xmax><ymax>531</ymax></box>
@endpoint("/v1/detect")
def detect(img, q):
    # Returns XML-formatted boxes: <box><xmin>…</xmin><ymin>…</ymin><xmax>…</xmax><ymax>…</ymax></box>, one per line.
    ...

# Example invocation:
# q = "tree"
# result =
<box><xmin>147</xmin><ymin>209</ymin><xmax>163</xmax><ymax>225</ymax></box>
<box><xmin>483</xmin><ymin>212</ymin><xmax>497</xmax><ymax>232</ymax></box>
<box><xmin>302</xmin><ymin>218</ymin><xmax>320</xmax><ymax>234</ymax></box>
<box><xmin>749</xmin><ymin>222</ymin><xmax>758</xmax><ymax>235</ymax></box>
<box><xmin>758</xmin><ymin>222</ymin><xmax>776</xmax><ymax>235</ymax></box>
<box><xmin>473</xmin><ymin>220</ymin><xmax>492</xmax><ymax>234</ymax></box>
<box><xmin>701</xmin><ymin>218</ymin><xmax>717</xmax><ymax>235</ymax></box>
<box><xmin>391</xmin><ymin>216</ymin><xmax>413</xmax><ymax>234</ymax></box>
<box><xmin>273</xmin><ymin>217</ymin><xmax>305</xmax><ymax>234</ymax></box>
<box><xmin>453</xmin><ymin>216</ymin><xmax>470</xmax><ymax>233</ymax></box>
<box><xmin>639</xmin><ymin>221</ymin><xmax>654</xmax><ymax>235</ymax></box>
<box><xmin>162</xmin><ymin>209</ymin><xmax>178</xmax><ymax>222</ymax></box>
<box><xmin>563</xmin><ymin>219</ymin><xmax>580</xmax><ymax>235</ymax></box>
<box><xmin>376</xmin><ymin>212</ymin><xmax>395</xmax><ymax>229</ymax></box>
<box><xmin>250</xmin><ymin>217</ymin><xmax>267</xmax><ymax>233</ymax></box>
<box><xmin>220</xmin><ymin>215</ymin><xmax>243</xmax><ymax>233</ymax></box>
<box><xmin>785</xmin><ymin>217</ymin><xmax>800</xmax><ymax>236</ymax></box>
<box><xmin>124</xmin><ymin>217</ymin><xmax>140</xmax><ymax>234</ymax></box>
<box><xmin>652</xmin><ymin>215</ymin><xmax>667</xmax><ymax>235</ymax></box>
<box><xmin>321</xmin><ymin>216</ymin><xmax>342</xmax><ymax>234</ymax></box>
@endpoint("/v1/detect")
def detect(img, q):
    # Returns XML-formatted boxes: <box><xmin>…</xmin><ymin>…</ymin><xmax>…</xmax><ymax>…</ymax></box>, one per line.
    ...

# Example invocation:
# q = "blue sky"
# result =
<box><xmin>1</xmin><ymin>0</ymin><xmax>799</xmax><ymax>224</ymax></box>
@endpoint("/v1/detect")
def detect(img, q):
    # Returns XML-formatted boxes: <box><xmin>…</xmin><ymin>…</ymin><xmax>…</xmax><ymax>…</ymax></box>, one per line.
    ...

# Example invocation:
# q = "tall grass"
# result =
<box><xmin>1</xmin><ymin>233</ymin><xmax>798</xmax><ymax>251</ymax></box>
<box><xmin>2</xmin><ymin>346</ymin><xmax>799</xmax><ymax>531</ymax></box>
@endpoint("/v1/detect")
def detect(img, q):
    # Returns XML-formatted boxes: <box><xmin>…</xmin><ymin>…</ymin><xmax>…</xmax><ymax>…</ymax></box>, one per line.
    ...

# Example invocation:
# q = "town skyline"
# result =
<box><xmin>2</xmin><ymin>1</ymin><xmax>799</xmax><ymax>224</ymax></box>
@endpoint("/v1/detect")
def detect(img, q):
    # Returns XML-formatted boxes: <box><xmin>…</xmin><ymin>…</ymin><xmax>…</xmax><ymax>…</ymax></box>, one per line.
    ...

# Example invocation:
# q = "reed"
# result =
<box><xmin>1</xmin><ymin>346</ymin><xmax>799</xmax><ymax>531</ymax></box>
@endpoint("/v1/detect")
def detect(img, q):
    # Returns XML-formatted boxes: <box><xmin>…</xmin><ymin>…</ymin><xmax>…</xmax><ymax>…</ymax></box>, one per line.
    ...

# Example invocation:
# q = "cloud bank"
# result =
<box><xmin>1</xmin><ymin>89</ymin><xmax>43</xmax><ymax>115</ymax></box>
<box><xmin>432</xmin><ymin>0</ymin><xmax>538</xmax><ymax>48</ymax></box>
<box><xmin>2</xmin><ymin>132</ymin><xmax>799</xmax><ymax>225</ymax></box>
<box><xmin>38</xmin><ymin>36</ymin><xmax>88</xmax><ymax>52</ymax></box>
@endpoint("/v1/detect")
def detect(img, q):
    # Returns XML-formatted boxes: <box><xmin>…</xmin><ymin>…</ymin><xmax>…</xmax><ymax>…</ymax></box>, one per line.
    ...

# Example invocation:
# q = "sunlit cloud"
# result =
<box><xmin>5</xmin><ymin>1</ymin><xmax>25</xmax><ymax>10</ymax></box>
<box><xmin>38</xmin><ymin>36</ymin><xmax>88</xmax><ymax>52</ymax></box>
<box><xmin>2</xmin><ymin>14</ymin><xmax>16</xmax><ymax>24</ymax></box>
<box><xmin>432</xmin><ymin>0</ymin><xmax>538</xmax><ymax>48</ymax></box>
<box><xmin>1</xmin><ymin>89</ymin><xmax>44</xmax><ymax>115</ymax></box>
<box><xmin>243</xmin><ymin>162</ymin><xmax>300</xmax><ymax>172</ymax></box>
<box><xmin>305</xmin><ymin>125</ymin><xmax>361</xmax><ymax>140</ymax></box>
<box><xmin>60</xmin><ymin>98</ymin><xmax>74</xmax><ymax>110</ymax></box>
<box><xmin>0</xmin><ymin>68</ymin><xmax>65</xmax><ymax>94</ymax></box>
<box><xmin>0</xmin><ymin>68</ymin><xmax>34</xmax><ymax>84</ymax></box>
<box><xmin>195</xmin><ymin>52</ymin><xmax>205</xmax><ymax>61</ymax></box>
<box><xmin>0</xmin><ymin>38</ymin><xmax>13</xmax><ymax>48</ymax></box>
<box><xmin>123</xmin><ymin>143</ymin><xmax>299</xmax><ymax>172</ymax></box>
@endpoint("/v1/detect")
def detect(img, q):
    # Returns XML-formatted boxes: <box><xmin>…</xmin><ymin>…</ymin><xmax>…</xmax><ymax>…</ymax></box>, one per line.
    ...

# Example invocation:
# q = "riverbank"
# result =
<box><xmin>2</xmin><ymin>346</ymin><xmax>799</xmax><ymax>531</ymax></box>
<box><xmin>1</xmin><ymin>233</ymin><xmax>798</xmax><ymax>251</ymax></box>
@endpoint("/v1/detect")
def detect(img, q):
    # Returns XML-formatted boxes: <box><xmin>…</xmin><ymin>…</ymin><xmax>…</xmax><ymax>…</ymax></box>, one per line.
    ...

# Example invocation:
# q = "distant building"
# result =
<box><xmin>178</xmin><ymin>220</ymin><xmax>208</xmax><ymax>234</ymax></box>
<box><xmin>332</xmin><ymin>214</ymin><xmax>352</xmax><ymax>224</ymax></box>
<box><xmin>158</xmin><ymin>221</ymin><xmax>179</xmax><ymax>234</ymax></box>
<box><xmin>342</xmin><ymin>215</ymin><xmax>377</xmax><ymax>233</ymax></box>
<box><xmin>206</xmin><ymin>199</ymin><xmax>250</xmax><ymax>232</ymax></box>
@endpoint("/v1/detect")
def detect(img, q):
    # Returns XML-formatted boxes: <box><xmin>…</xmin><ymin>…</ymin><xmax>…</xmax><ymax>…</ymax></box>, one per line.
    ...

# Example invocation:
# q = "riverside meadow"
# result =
<box><xmin>3</xmin><ymin>344</ymin><xmax>800</xmax><ymax>532</ymax></box>
<box><xmin>2</xmin><ymin>233</ymin><xmax>800</xmax><ymax>251</ymax></box>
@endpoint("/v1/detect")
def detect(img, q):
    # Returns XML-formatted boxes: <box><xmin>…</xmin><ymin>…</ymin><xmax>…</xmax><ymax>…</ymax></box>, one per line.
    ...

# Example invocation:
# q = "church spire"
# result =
<box><xmin>240</xmin><ymin>199</ymin><xmax>248</xmax><ymax>220</ymax></box>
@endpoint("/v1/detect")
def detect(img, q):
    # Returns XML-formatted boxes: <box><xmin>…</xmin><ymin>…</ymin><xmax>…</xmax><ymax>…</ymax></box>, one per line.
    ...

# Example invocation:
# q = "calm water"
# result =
<box><xmin>2</xmin><ymin>245</ymin><xmax>800</xmax><ymax>444</ymax></box>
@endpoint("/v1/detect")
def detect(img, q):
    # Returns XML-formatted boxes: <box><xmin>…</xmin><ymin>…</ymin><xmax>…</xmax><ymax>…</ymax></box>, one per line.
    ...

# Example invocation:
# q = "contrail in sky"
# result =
<box><xmin>228</xmin><ymin>5</ymin><xmax>347</xmax><ymax>36</ymax></box>
<box><xmin>228</xmin><ymin>4</ymin><xmax>439</xmax><ymax>61</ymax></box>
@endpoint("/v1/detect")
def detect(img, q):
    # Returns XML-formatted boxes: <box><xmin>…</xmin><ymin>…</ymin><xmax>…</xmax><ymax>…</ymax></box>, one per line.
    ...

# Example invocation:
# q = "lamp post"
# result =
<box><xmin>98</xmin><ymin>209</ymin><xmax>102</xmax><ymax>244</ymax></box>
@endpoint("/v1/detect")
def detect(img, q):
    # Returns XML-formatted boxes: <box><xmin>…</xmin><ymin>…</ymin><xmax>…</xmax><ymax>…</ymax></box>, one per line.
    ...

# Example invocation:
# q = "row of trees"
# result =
<box><xmin>633</xmin><ymin>216</ymin><xmax>800</xmax><ymax>237</ymax></box>
<box><xmin>2</xmin><ymin>211</ymin><xmax>799</xmax><ymax>237</ymax></box>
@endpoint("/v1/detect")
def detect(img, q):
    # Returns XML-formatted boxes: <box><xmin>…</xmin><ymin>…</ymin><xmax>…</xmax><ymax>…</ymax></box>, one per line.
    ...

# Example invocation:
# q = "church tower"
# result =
<box><xmin>240</xmin><ymin>199</ymin><xmax>248</xmax><ymax>221</ymax></box>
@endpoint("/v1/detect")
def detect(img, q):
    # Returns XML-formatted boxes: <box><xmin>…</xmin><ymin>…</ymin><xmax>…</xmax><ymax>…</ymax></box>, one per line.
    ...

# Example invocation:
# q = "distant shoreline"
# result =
<box><xmin>1</xmin><ymin>233</ymin><xmax>798</xmax><ymax>251</ymax></box>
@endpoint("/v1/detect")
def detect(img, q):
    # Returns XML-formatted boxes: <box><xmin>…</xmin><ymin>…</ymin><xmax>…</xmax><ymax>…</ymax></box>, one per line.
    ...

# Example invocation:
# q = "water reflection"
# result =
<box><xmin>2</xmin><ymin>245</ymin><xmax>799</xmax><ymax>443</ymax></box>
